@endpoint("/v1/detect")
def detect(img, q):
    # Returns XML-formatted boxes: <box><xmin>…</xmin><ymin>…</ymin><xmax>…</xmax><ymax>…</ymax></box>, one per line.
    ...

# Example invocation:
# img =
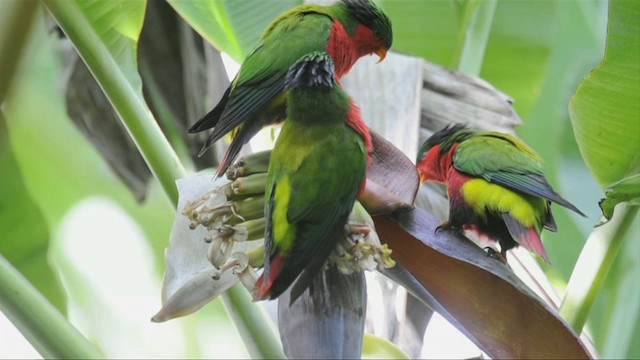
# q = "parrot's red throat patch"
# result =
<box><xmin>327</xmin><ymin>21</ymin><xmax>358</xmax><ymax>78</ymax></box>
<box><xmin>347</xmin><ymin>100</ymin><xmax>373</xmax><ymax>153</ymax></box>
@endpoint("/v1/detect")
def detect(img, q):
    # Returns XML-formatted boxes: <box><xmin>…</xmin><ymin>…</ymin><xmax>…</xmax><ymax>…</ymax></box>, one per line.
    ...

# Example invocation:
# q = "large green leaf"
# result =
<box><xmin>168</xmin><ymin>0</ymin><xmax>301</xmax><ymax>62</ymax></box>
<box><xmin>569</xmin><ymin>0</ymin><xmax>640</xmax><ymax>186</ymax></box>
<box><xmin>569</xmin><ymin>0</ymin><xmax>640</xmax><ymax>197</ymax></box>
<box><xmin>74</xmin><ymin>0</ymin><xmax>146</xmax><ymax>93</ymax></box>
<box><xmin>0</xmin><ymin>114</ymin><xmax>67</xmax><ymax>314</ymax></box>
<box><xmin>562</xmin><ymin>1</ymin><xmax>640</xmax><ymax>357</ymax></box>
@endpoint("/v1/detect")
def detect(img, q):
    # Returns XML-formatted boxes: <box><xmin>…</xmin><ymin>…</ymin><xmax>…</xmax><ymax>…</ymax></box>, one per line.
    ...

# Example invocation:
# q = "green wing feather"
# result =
<box><xmin>453</xmin><ymin>132</ymin><xmax>584</xmax><ymax>216</ymax></box>
<box><xmin>264</xmin><ymin>122</ymin><xmax>366</xmax><ymax>302</ymax></box>
<box><xmin>192</xmin><ymin>8</ymin><xmax>336</xmax><ymax>141</ymax></box>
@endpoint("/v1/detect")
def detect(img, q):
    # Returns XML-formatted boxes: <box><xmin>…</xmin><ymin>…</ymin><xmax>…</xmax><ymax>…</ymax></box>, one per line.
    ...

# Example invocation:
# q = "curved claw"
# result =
<box><xmin>435</xmin><ymin>220</ymin><xmax>452</xmax><ymax>234</ymax></box>
<box><xmin>484</xmin><ymin>247</ymin><xmax>509</xmax><ymax>265</ymax></box>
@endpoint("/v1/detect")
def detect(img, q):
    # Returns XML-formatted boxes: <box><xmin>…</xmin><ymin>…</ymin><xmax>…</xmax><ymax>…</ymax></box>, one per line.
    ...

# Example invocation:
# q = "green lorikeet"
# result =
<box><xmin>188</xmin><ymin>0</ymin><xmax>391</xmax><ymax>177</ymax></box>
<box><xmin>254</xmin><ymin>52</ymin><xmax>371</xmax><ymax>304</ymax></box>
<box><xmin>416</xmin><ymin>124</ymin><xmax>585</xmax><ymax>263</ymax></box>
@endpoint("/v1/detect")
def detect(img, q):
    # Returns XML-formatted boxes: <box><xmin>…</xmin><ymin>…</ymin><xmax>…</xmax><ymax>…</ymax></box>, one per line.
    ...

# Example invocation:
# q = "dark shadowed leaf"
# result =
<box><xmin>138</xmin><ymin>1</ymin><xmax>222</xmax><ymax>169</ymax></box>
<box><xmin>65</xmin><ymin>58</ymin><xmax>151</xmax><ymax>201</ymax></box>
<box><xmin>374</xmin><ymin>208</ymin><xmax>591</xmax><ymax>359</ymax></box>
<box><xmin>360</xmin><ymin>131</ymin><xmax>419</xmax><ymax>215</ymax></box>
<box><xmin>60</xmin><ymin>0</ymin><xmax>151</xmax><ymax>200</ymax></box>
<box><xmin>139</xmin><ymin>1</ymin><xmax>189</xmax><ymax>132</ymax></box>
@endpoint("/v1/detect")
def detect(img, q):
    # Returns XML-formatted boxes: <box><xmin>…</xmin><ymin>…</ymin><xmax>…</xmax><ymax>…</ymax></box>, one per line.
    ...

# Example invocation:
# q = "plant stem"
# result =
<box><xmin>44</xmin><ymin>0</ymin><xmax>185</xmax><ymax>206</ymax></box>
<box><xmin>560</xmin><ymin>204</ymin><xmax>640</xmax><ymax>331</ymax></box>
<box><xmin>222</xmin><ymin>285</ymin><xmax>284</xmax><ymax>359</ymax></box>
<box><xmin>454</xmin><ymin>0</ymin><xmax>497</xmax><ymax>76</ymax></box>
<box><xmin>44</xmin><ymin>1</ymin><xmax>284</xmax><ymax>357</ymax></box>
<box><xmin>0</xmin><ymin>255</ymin><xmax>102</xmax><ymax>359</ymax></box>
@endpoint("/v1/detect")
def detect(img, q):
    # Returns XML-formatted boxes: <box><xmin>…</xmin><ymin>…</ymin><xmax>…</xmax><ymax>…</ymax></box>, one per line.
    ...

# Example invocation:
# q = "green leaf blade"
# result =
<box><xmin>0</xmin><ymin>116</ymin><xmax>67</xmax><ymax>314</ymax></box>
<box><xmin>599</xmin><ymin>174</ymin><xmax>640</xmax><ymax>221</ymax></box>
<box><xmin>168</xmin><ymin>0</ymin><xmax>244</xmax><ymax>61</ymax></box>
<box><xmin>169</xmin><ymin>0</ymin><xmax>300</xmax><ymax>62</ymax></box>
<box><xmin>570</xmin><ymin>0</ymin><xmax>640</xmax><ymax>188</ymax></box>
<box><xmin>75</xmin><ymin>0</ymin><xmax>147</xmax><ymax>93</ymax></box>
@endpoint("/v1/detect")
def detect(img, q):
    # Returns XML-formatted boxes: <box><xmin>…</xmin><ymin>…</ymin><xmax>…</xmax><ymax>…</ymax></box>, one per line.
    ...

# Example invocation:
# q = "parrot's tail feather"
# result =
<box><xmin>254</xmin><ymin>276</ymin><xmax>268</xmax><ymax>300</ymax></box>
<box><xmin>254</xmin><ymin>255</ymin><xmax>286</xmax><ymax>300</ymax></box>
<box><xmin>502</xmin><ymin>213</ymin><xmax>550</xmax><ymax>264</ymax></box>
<box><xmin>543</xmin><ymin>203</ymin><xmax>558</xmax><ymax>232</ymax></box>
<box><xmin>216</xmin><ymin>143</ymin><xmax>243</xmax><ymax>178</ymax></box>
<box><xmin>188</xmin><ymin>86</ymin><xmax>231</xmax><ymax>134</ymax></box>
<box><xmin>215</xmin><ymin>121</ymin><xmax>265</xmax><ymax>177</ymax></box>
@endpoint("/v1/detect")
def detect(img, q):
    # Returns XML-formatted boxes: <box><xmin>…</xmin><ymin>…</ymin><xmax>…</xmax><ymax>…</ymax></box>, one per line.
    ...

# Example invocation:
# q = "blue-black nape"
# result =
<box><xmin>285</xmin><ymin>51</ymin><xmax>337</xmax><ymax>90</ymax></box>
<box><xmin>417</xmin><ymin>123</ymin><xmax>473</xmax><ymax>162</ymax></box>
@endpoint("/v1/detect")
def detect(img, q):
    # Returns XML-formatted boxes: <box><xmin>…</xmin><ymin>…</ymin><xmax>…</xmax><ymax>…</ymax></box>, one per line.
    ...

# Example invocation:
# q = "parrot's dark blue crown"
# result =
<box><xmin>285</xmin><ymin>52</ymin><xmax>337</xmax><ymax>90</ymax></box>
<box><xmin>341</xmin><ymin>0</ymin><xmax>393</xmax><ymax>48</ymax></box>
<box><xmin>417</xmin><ymin>123</ymin><xmax>476</xmax><ymax>162</ymax></box>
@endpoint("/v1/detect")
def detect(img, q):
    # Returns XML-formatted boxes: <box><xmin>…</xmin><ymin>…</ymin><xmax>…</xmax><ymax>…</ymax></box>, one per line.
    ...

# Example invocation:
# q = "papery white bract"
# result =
<box><xmin>153</xmin><ymin>175</ymin><xmax>261</xmax><ymax>322</ymax></box>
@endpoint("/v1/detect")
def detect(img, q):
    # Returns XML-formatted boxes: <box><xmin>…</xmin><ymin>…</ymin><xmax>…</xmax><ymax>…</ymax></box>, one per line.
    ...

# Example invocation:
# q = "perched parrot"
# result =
<box><xmin>416</xmin><ymin>124</ymin><xmax>585</xmax><ymax>263</ymax></box>
<box><xmin>254</xmin><ymin>52</ymin><xmax>370</xmax><ymax>304</ymax></box>
<box><xmin>188</xmin><ymin>0</ymin><xmax>391</xmax><ymax>177</ymax></box>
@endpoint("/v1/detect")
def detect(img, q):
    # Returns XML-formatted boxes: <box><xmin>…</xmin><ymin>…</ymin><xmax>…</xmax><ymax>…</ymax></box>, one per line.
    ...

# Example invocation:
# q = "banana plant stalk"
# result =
<box><xmin>44</xmin><ymin>1</ymin><xmax>284</xmax><ymax>358</ymax></box>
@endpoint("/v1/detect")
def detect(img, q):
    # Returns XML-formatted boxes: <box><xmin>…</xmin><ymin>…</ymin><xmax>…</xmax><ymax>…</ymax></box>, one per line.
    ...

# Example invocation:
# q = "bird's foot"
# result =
<box><xmin>484</xmin><ymin>247</ymin><xmax>508</xmax><ymax>265</ymax></box>
<box><xmin>345</xmin><ymin>224</ymin><xmax>371</xmax><ymax>239</ymax></box>
<box><xmin>435</xmin><ymin>221</ymin><xmax>464</xmax><ymax>237</ymax></box>
<box><xmin>435</xmin><ymin>220</ymin><xmax>452</xmax><ymax>234</ymax></box>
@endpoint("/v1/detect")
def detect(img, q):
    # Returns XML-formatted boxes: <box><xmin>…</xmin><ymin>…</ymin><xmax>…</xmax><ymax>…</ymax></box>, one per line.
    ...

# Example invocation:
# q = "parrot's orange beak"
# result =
<box><xmin>416</xmin><ymin>161</ymin><xmax>429</xmax><ymax>184</ymax></box>
<box><xmin>375</xmin><ymin>48</ymin><xmax>388</xmax><ymax>63</ymax></box>
<box><xmin>419</xmin><ymin>171</ymin><xmax>429</xmax><ymax>184</ymax></box>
